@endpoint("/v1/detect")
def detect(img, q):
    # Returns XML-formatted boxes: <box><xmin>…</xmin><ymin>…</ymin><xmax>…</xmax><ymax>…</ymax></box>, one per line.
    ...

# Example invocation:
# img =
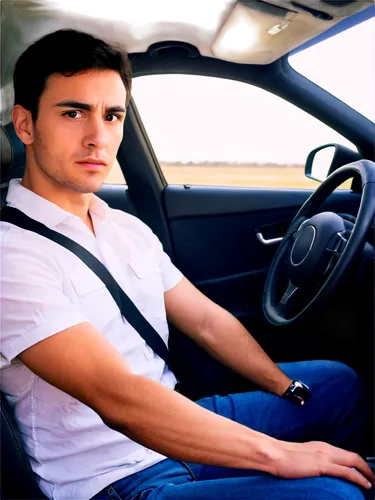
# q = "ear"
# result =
<box><xmin>12</xmin><ymin>105</ymin><xmax>34</xmax><ymax>145</ymax></box>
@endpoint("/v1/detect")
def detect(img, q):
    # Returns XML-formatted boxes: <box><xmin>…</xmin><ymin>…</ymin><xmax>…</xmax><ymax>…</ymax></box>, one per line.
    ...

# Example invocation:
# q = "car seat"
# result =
<box><xmin>1</xmin><ymin>124</ymin><xmax>46</xmax><ymax>498</ymax></box>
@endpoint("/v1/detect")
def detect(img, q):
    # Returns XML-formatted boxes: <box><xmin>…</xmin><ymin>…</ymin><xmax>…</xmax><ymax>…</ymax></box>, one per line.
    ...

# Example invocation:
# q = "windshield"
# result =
<box><xmin>289</xmin><ymin>17</ymin><xmax>375</xmax><ymax>122</ymax></box>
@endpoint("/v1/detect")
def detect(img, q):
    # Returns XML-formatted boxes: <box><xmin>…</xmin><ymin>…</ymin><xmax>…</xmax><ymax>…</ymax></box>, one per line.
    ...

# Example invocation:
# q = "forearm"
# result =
<box><xmin>100</xmin><ymin>373</ymin><xmax>279</xmax><ymax>472</ymax></box>
<box><xmin>194</xmin><ymin>306</ymin><xmax>291</xmax><ymax>396</ymax></box>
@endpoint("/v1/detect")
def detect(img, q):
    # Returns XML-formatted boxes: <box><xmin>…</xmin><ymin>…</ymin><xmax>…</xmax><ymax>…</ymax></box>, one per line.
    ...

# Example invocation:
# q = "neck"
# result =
<box><xmin>22</xmin><ymin>166</ymin><xmax>93</xmax><ymax>224</ymax></box>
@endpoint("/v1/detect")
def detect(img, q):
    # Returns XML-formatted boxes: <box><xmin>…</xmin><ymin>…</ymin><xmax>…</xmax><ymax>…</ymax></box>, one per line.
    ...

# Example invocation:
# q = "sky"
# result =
<box><xmin>131</xmin><ymin>18</ymin><xmax>374</xmax><ymax>164</ymax></box>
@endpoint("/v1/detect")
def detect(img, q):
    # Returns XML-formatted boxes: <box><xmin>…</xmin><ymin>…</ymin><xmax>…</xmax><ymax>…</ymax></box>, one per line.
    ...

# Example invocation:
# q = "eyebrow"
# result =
<box><xmin>55</xmin><ymin>101</ymin><xmax>126</xmax><ymax>114</ymax></box>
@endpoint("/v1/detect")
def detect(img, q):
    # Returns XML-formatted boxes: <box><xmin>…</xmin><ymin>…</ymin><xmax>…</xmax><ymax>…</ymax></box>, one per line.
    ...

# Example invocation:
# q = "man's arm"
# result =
<box><xmin>165</xmin><ymin>277</ymin><xmax>292</xmax><ymax>396</ymax></box>
<box><xmin>18</xmin><ymin>323</ymin><xmax>374</xmax><ymax>489</ymax></box>
<box><xmin>18</xmin><ymin>321</ymin><xmax>277</xmax><ymax>469</ymax></box>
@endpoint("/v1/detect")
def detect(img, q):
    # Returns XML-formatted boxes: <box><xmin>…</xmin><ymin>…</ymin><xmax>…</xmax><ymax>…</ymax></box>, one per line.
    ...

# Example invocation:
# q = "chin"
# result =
<box><xmin>63</xmin><ymin>177</ymin><xmax>105</xmax><ymax>194</ymax></box>
<box><xmin>81</xmin><ymin>182</ymin><xmax>105</xmax><ymax>194</ymax></box>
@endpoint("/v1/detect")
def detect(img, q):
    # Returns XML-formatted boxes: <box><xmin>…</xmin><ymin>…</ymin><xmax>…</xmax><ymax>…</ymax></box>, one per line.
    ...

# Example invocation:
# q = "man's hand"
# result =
<box><xmin>272</xmin><ymin>440</ymin><xmax>374</xmax><ymax>490</ymax></box>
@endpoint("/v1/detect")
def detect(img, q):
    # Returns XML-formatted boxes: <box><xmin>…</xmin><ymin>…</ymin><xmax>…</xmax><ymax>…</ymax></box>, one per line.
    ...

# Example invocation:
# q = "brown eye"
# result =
<box><xmin>63</xmin><ymin>111</ymin><xmax>82</xmax><ymax>119</ymax></box>
<box><xmin>107</xmin><ymin>113</ymin><xmax>120</xmax><ymax>122</ymax></box>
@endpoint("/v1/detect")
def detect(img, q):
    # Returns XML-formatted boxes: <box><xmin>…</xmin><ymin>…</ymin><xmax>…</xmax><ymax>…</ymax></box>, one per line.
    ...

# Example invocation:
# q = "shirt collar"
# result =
<box><xmin>6</xmin><ymin>178</ymin><xmax>110</xmax><ymax>229</ymax></box>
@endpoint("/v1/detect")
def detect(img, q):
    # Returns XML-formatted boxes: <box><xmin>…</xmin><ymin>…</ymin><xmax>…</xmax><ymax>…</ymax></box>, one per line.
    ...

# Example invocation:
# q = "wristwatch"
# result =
<box><xmin>283</xmin><ymin>380</ymin><xmax>311</xmax><ymax>406</ymax></box>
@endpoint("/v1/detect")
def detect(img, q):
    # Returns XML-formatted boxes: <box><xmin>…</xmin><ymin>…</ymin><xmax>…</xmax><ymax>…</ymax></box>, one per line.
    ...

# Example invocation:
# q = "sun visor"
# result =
<box><xmin>212</xmin><ymin>0</ymin><xmax>373</xmax><ymax>64</ymax></box>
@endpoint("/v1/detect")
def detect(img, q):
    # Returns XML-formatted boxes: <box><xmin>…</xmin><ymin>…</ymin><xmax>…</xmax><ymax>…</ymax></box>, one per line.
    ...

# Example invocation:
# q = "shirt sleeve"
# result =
<box><xmin>145</xmin><ymin>226</ymin><xmax>183</xmax><ymax>292</ymax></box>
<box><xmin>1</xmin><ymin>235</ymin><xmax>87</xmax><ymax>365</ymax></box>
<box><xmin>155</xmin><ymin>240</ymin><xmax>184</xmax><ymax>292</ymax></box>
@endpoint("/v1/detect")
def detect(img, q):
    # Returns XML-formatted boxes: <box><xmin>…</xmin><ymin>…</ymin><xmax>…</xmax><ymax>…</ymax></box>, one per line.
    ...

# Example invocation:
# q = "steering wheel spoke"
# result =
<box><xmin>275</xmin><ymin>280</ymin><xmax>299</xmax><ymax>318</ymax></box>
<box><xmin>326</xmin><ymin>230</ymin><xmax>347</xmax><ymax>256</ymax></box>
<box><xmin>323</xmin><ymin>231</ymin><xmax>348</xmax><ymax>277</ymax></box>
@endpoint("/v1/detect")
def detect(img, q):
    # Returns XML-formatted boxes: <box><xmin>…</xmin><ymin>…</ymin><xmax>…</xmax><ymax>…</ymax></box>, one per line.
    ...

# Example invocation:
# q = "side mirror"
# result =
<box><xmin>305</xmin><ymin>144</ymin><xmax>361</xmax><ymax>182</ymax></box>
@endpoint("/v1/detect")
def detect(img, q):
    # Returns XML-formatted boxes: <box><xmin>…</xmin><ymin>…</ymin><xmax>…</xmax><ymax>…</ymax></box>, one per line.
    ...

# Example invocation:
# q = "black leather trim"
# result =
<box><xmin>0</xmin><ymin>393</ymin><xmax>45</xmax><ymax>499</ymax></box>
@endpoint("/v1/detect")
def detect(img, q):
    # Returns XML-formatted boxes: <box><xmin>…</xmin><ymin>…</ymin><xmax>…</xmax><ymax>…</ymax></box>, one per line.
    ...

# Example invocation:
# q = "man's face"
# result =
<box><xmin>30</xmin><ymin>69</ymin><xmax>126</xmax><ymax>193</ymax></box>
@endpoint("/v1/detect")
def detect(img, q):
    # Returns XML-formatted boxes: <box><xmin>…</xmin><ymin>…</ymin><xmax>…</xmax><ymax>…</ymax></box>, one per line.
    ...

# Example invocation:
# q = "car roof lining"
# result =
<box><xmin>3</xmin><ymin>0</ymin><xmax>374</xmax><ymax>64</ymax></box>
<box><xmin>0</xmin><ymin>0</ymin><xmax>372</xmax><ymax>124</ymax></box>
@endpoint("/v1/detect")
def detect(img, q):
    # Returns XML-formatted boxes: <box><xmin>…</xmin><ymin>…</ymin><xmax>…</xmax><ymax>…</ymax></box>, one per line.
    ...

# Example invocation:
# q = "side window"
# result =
<box><xmin>104</xmin><ymin>159</ymin><xmax>126</xmax><ymax>184</ymax></box>
<box><xmin>131</xmin><ymin>75</ymin><xmax>356</xmax><ymax>189</ymax></box>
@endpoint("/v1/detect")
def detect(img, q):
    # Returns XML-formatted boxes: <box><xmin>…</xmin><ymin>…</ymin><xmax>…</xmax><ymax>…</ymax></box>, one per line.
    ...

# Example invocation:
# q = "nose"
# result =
<box><xmin>83</xmin><ymin>116</ymin><xmax>108</xmax><ymax>150</ymax></box>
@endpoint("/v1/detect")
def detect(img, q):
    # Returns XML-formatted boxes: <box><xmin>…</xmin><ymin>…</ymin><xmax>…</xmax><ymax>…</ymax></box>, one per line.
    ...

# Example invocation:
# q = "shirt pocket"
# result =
<box><xmin>127</xmin><ymin>255</ymin><xmax>159</xmax><ymax>279</ymax></box>
<box><xmin>127</xmin><ymin>256</ymin><xmax>165</xmax><ymax>316</ymax></box>
<box><xmin>69</xmin><ymin>270</ymin><xmax>120</xmax><ymax>331</ymax></box>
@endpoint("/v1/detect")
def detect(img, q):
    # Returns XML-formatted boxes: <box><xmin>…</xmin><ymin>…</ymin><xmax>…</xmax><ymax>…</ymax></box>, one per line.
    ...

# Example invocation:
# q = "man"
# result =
<box><xmin>0</xmin><ymin>29</ymin><xmax>373</xmax><ymax>500</ymax></box>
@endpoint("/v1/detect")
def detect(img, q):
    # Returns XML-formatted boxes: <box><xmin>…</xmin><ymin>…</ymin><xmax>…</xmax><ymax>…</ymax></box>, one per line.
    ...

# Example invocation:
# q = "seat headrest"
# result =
<box><xmin>1</xmin><ymin>127</ymin><xmax>12</xmax><ymax>176</ymax></box>
<box><xmin>0</xmin><ymin>123</ymin><xmax>26</xmax><ymax>184</ymax></box>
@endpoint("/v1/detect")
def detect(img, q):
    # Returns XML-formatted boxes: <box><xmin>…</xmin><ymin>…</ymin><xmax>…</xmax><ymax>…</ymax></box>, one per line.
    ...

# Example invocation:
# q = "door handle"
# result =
<box><xmin>256</xmin><ymin>232</ymin><xmax>283</xmax><ymax>246</ymax></box>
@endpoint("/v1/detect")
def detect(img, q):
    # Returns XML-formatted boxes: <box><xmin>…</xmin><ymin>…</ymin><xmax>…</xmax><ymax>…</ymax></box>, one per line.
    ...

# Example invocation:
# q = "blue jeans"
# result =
<box><xmin>92</xmin><ymin>360</ymin><xmax>371</xmax><ymax>499</ymax></box>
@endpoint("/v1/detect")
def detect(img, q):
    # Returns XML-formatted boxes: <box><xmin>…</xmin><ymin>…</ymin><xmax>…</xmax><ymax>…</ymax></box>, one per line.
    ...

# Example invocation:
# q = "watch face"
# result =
<box><xmin>294</xmin><ymin>387</ymin><xmax>310</xmax><ymax>405</ymax></box>
<box><xmin>293</xmin><ymin>394</ymin><xmax>306</xmax><ymax>405</ymax></box>
<box><xmin>285</xmin><ymin>380</ymin><xmax>311</xmax><ymax>405</ymax></box>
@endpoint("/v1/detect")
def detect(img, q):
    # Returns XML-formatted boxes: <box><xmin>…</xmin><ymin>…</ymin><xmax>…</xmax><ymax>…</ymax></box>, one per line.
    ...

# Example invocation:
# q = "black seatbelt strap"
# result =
<box><xmin>1</xmin><ymin>206</ymin><xmax>171</xmax><ymax>368</ymax></box>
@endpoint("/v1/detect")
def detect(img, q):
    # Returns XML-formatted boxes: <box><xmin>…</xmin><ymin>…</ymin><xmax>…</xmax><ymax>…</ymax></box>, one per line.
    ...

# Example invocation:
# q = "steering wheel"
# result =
<box><xmin>263</xmin><ymin>160</ymin><xmax>375</xmax><ymax>326</ymax></box>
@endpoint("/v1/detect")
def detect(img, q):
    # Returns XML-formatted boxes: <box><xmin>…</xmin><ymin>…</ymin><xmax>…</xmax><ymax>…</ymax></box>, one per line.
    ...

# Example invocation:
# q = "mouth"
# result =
<box><xmin>76</xmin><ymin>160</ymin><xmax>107</xmax><ymax>170</ymax></box>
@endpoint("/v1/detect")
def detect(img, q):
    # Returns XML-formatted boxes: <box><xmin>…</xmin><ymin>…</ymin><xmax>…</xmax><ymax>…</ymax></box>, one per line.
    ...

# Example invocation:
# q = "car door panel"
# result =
<box><xmin>163</xmin><ymin>184</ymin><xmax>362</xmax><ymax>323</ymax></box>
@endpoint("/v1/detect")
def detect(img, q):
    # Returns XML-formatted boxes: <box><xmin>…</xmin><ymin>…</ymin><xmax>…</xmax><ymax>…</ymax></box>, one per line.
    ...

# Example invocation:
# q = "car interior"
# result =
<box><xmin>1</xmin><ymin>1</ymin><xmax>374</xmax><ymax>498</ymax></box>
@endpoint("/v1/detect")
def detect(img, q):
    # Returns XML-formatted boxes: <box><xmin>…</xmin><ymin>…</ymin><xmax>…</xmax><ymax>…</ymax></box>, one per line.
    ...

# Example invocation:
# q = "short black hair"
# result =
<box><xmin>13</xmin><ymin>29</ymin><xmax>132</xmax><ymax>121</ymax></box>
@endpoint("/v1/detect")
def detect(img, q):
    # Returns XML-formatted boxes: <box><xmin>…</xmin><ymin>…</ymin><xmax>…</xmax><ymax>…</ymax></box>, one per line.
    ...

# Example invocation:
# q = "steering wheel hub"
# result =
<box><xmin>290</xmin><ymin>225</ymin><xmax>316</xmax><ymax>266</ymax></box>
<box><xmin>288</xmin><ymin>212</ymin><xmax>345</xmax><ymax>287</ymax></box>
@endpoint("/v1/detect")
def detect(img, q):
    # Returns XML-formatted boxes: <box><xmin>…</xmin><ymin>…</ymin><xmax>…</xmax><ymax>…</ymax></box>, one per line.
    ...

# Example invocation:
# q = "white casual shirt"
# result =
<box><xmin>0</xmin><ymin>179</ymin><xmax>183</xmax><ymax>500</ymax></box>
